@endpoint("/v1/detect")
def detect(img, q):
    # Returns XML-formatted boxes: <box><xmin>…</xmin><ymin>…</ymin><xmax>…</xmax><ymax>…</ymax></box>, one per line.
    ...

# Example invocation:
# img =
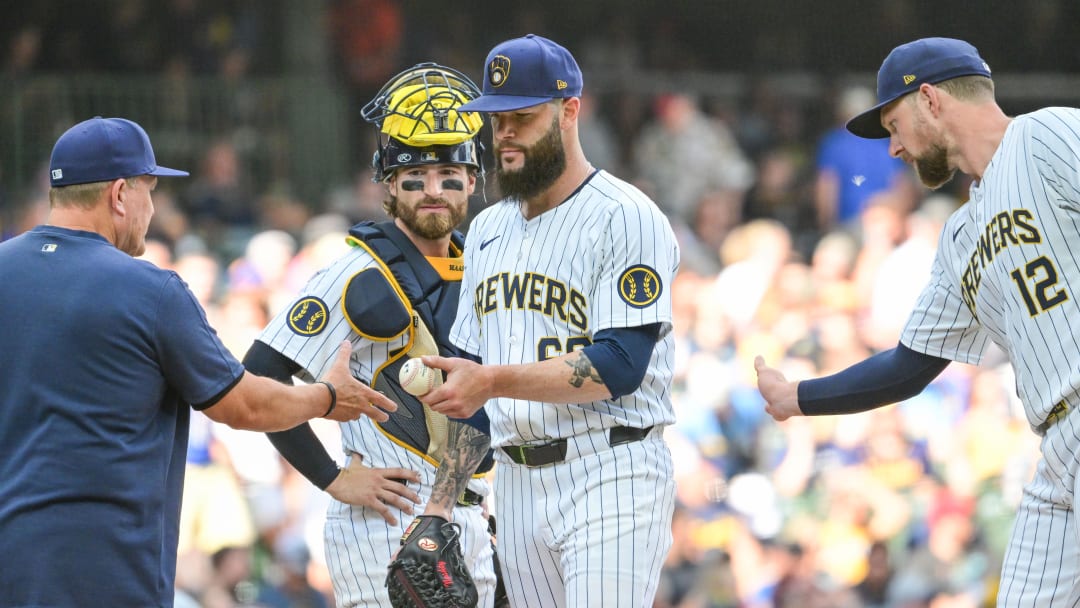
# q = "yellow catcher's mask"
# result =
<box><xmin>362</xmin><ymin>62</ymin><xmax>486</xmax><ymax>181</ymax></box>
<box><xmin>381</xmin><ymin>83</ymin><xmax>483</xmax><ymax>147</ymax></box>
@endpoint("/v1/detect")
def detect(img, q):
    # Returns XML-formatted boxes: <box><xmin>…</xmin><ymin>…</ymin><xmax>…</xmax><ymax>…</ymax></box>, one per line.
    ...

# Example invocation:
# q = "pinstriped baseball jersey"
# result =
<box><xmin>258</xmin><ymin>245</ymin><xmax>496</xmax><ymax>608</ymax></box>
<box><xmin>261</xmin><ymin>250</ymin><xmax>397</xmax><ymax>389</ymax></box>
<box><xmin>901</xmin><ymin>108</ymin><xmax>1080</xmax><ymax>432</ymax></box>
<box><xmin>450</xmin><ymin>169</ymin><xmax>679</xmax><ymax>447</ymax></box>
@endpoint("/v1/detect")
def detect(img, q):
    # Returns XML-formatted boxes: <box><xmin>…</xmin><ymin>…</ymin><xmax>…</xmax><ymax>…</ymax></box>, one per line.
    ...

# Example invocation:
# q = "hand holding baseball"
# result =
<box><xmin>399</xmin><ymin>358</ymin><xmax>443</xmax><ymax>397</ymax></box>
<box><xmin>416</xmin><ymin>355</ymin><xmax>492</xmax><ymax>419</ymax></box>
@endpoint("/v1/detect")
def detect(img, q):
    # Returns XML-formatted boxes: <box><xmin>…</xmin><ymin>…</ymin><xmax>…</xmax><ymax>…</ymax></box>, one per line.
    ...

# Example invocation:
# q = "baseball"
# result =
<box><xmin>399</xmin><ymin>358</ymin><xmax>442</xmax><ymax>397</ymax></box>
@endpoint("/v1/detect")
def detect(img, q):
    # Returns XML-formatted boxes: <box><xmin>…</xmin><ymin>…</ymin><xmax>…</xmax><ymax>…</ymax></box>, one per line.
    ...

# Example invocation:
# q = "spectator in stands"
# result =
<box><xmin>814</xmin><ymin>85</ymin><xmax>915</xmax><ymax>233</ymax></box>
<box><xmin>577</xmin><ymin>88</ymin><xmax>622</xmax><ymax>174</ymax></box>
<box><xmin>181</xmin><ymin>138</ymin><xmax>257</xmax><ymax>257</ymax></box>
<box><xmin>634</xmin><ymin>92</ymin><xmax>754</xmax><ymax>227</ymax></box>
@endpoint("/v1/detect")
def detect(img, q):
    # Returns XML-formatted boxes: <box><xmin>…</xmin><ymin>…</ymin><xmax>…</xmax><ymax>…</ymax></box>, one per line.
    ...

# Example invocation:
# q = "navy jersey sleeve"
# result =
<box><xmin>154</xmin><ymin>274</ymin><xmax>244</xmax><ymax>409</ymax></box>
<box><xmin>798</xmin><ymin>343</ymin><xmax>950</xmax><ymax>415</ymax></box>
<box><xmin>582</xmin><ymin>323</ymin><xmax>662</xmax><ymax>398</ymax></box>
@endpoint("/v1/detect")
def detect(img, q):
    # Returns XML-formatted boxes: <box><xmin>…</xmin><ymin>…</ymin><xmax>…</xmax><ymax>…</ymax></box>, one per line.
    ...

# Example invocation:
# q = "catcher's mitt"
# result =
<box><xmin>386</xmin><ymin>515</ymin><xmax>478</xmax><ymax>608</ymax></box>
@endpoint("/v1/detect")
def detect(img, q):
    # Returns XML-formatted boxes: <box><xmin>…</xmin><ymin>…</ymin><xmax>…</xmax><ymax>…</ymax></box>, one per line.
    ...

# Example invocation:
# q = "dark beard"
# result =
<box><xmin>495</xmin><ymin>116</ymin><xmax>566</xmax><ymax>201</ymax></box>
<box><xmin>913</xmin><ymin>142</ymin><xmax>955</xmax><ymax>190</ymax></box>
<box><xmin>385</xmin><ymin>195</ymin><xmax>466</xmax><ymax>240</ymax></box>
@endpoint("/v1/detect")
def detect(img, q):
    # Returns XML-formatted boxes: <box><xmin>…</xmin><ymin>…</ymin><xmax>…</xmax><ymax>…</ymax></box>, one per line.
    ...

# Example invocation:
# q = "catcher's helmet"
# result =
<box><xmin>362</xmin><ymin>62</ymin><xmax>485</xmax><ymax>182</ymax></box>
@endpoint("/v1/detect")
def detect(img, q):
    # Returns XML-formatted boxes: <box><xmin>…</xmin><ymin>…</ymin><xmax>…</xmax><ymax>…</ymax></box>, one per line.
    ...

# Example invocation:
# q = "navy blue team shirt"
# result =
<box><xmin>0</xmin><ymin>226</ymin><xmax>245</xmax><ymax>607</ymax></box>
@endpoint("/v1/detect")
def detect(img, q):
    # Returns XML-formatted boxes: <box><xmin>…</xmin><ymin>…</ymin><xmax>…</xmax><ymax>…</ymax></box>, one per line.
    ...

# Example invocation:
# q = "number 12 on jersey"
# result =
<box><xmin>1010</xmin><ymin>255</ymin><xmax>1069</xmax><ymax>316</ymax></box>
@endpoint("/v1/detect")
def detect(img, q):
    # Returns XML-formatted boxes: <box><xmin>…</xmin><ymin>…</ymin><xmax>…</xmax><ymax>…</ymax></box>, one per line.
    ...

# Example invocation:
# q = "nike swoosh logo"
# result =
<box><xmin>952</xmin><ymin>223</ymin><xmax>965</xmax><ymax>241</ymax></box>
<box><xmin>479</xmin><ymin>236</ymin><xmax>500</xmax><ymax>251</ymax></box>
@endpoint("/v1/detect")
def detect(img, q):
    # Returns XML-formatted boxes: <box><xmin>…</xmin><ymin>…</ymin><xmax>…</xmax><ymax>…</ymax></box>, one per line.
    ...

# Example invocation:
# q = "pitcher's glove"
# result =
<box><xmin>386</xmin><ymin>515</ymin><xmax>478</xmax><ymax>608</ymax></box>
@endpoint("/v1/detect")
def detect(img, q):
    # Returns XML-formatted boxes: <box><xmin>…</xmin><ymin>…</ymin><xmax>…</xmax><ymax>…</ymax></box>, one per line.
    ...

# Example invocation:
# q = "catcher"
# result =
<box><xmin>243</xmin><ymin>62</ymin><xmax>503</xmax><ymax>607</ymax></box>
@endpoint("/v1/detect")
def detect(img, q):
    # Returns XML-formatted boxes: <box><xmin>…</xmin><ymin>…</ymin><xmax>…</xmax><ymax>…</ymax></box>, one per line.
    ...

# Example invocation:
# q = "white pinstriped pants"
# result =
<box><xmin>493</xmin><ymin>427</ymin><xmax>676</xmax><ymax>608</ymax></box>
<box><xmin>998</xmin><ymin>406</ymin><xmax>1080</xmax><ymax>607</ymax></box>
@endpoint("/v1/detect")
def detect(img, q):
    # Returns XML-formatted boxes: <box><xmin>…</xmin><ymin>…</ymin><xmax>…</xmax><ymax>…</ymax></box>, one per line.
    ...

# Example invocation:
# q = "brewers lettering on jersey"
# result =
<box><xmin>456</xmin><ymin>181</ymin><xmax>677</xmax><ymax>444</ymax></box>
<box><xmin>452</xmin><ymin>116</ymin><xmax>679</xmax><ymax>608</ymax></box>
<box><xmin>420</xmin><ymin>35</ymin><xmax>679</xmax><ymax>608</ymax></box>
<box><xmin>755</xmin><ymin>37</ymin><xmax>1080</xmax><ymax>606</ymax></box>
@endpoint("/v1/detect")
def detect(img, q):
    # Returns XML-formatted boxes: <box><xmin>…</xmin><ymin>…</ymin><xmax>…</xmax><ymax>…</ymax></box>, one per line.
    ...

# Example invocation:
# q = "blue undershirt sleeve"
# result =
<box><xmin>581</xmin><ymin>323</ymin><xmax>662</xmax><ymax>398</ymax></box>
<box><xmin>798</xmin><ymin>342</ymin><xmax>951</xmax><ymax>415</ymax></box>
<box><xmin>451</xmin><ymin>403</ymin><xmax>491</xmax><ymax>434</ymax></box>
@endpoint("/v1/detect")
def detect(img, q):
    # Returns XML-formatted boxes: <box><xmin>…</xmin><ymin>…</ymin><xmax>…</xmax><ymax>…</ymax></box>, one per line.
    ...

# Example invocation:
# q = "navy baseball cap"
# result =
<box><xmin>49</xmin><ymin>116</ymin><xmax>189</xmax><ymax>186</ymax></box>
<box><xmin>457</xmin><ymin>34</ymin><xmax>582</xmax><ymax>113</ymax></box>
<box><xmin>846</xmin><ymin>37</ymin><xmax>992</xmax><ymax>139</ymax></box>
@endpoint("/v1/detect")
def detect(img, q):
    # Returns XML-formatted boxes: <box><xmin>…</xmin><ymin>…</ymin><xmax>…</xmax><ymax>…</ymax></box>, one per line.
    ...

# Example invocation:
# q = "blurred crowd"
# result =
<box><xmin>0</xmin><ymin>2</ymin><xmax>1060</xmax><ymax>608</ymax></box>
<box><xmin>6</xmin><ymin>0</ymin><xmax>1080</xmax><ymax>77</ymax></box>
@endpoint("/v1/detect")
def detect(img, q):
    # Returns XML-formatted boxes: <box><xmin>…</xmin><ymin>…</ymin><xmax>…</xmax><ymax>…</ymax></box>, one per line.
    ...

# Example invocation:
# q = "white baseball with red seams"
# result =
<box><xmin>399</xmin><ymin>357</ymin><xmax>442</xmax><ymax>396</ymax></box>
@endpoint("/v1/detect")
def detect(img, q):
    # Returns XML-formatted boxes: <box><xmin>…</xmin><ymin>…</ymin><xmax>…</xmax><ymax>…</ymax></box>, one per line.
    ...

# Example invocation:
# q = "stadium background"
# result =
<box><xmin>3</xmin><ymin>1</ymin><xmax>1079</xmax><ymax>606</ymax></box>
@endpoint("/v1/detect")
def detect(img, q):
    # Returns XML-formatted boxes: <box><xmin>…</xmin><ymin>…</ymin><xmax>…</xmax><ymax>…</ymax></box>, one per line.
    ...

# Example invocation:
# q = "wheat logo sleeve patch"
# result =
<box><xmin>618</xmin><ymin>265</ymin><xmax>663</xmax><ymax>308</ymax></box>
<box><xmin>287</xmin><ymin>297</ymin><xmax>329</xmax><ymax>335</ymax></box>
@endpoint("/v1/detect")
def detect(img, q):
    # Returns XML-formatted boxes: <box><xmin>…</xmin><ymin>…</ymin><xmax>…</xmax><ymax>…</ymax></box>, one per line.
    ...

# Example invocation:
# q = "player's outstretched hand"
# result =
<box><xmin>326</xmin><ymin>452</ymin><xmax>421</xmax><ymax>525</ymax></box>
<box><xmin>754</xmin><ymin>355</ymin><xmax>803</xmax><ymax>422</ymax></box>
<box><xmin>320</xmin><ymin>341</ymin><xmax>398</xmax><ymax>423</ymax></box>
<box><xmin>419</xmin><ymin>355</ymin><xmax>491</xmax><ymax>419</ymax></box>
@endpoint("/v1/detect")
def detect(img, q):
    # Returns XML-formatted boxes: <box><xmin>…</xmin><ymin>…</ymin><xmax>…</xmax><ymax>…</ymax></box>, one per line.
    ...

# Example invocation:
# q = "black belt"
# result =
<box><xmin>1036</xmin><ymin>400</ymin><xmax>1070</xmax><ymax>434</ymax></box>
<box><xmin>457</xmin><ymin>488</ymin><xmax>484</xmax><ymax>507</ymax></box>
<box><xmin>501</xmin><ymin>425</ymin><xmax>654</xmax><ymax>467</ymax></box>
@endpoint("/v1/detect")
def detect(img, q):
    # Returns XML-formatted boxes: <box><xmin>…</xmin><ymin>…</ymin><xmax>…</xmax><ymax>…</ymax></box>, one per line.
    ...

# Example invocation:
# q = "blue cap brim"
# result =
<box><xmin>845</xmin><ymin>99</ymin><xmax>893</xmax><ymax>139</ymax></box>
<box><xmin>458</xmin><ymin>95</ymin><xmax>556</xmax><ymax>113</ymax></box>
<box><xmin>148</xmin><ymin>166</ymin><xmax>190</xmax><ymax>177</ymax></box>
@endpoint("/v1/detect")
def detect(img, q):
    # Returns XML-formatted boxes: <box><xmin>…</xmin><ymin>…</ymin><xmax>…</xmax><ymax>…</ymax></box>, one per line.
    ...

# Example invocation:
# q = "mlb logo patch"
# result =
<box><xmin>42</xmin><ymin>243</ymin><xmax>57</xmax><ymax>253</ymax></box>
<box><xmin>51</xmin><ymin>169</ymin><xmax>63</xmax><ymax>180</ymax></box>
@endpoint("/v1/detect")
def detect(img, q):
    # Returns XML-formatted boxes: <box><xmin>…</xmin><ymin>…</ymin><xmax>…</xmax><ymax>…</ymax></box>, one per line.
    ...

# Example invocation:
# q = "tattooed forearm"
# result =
<box><xmin>429</xmin><ymin>422</ymin><xmax>491</xmax><ymax>511</ymax></box>
<box><xmin>565</xmin><ymin>351</ymin><xmax>605</xmax><ymax>388</ymax></box>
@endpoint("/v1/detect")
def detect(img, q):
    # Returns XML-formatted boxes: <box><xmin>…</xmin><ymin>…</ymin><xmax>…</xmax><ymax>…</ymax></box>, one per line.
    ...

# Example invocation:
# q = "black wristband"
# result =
<box><xmin>317</xmin><ymin>380</ymin><xmax>337</xmax><ymax>417</ymax></box>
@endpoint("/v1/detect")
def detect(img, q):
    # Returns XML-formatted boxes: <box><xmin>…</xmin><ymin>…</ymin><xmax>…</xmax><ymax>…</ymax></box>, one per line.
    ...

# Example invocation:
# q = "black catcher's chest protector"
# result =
<box><xmin>349</xmin><ymin>221</ymin><xmax>464</xmax><ymax>356</ymax></box>
<box><xmin>345</xmin><ymin>221</ymin><xmax>467</xmax><ymax>464</ymax></box>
